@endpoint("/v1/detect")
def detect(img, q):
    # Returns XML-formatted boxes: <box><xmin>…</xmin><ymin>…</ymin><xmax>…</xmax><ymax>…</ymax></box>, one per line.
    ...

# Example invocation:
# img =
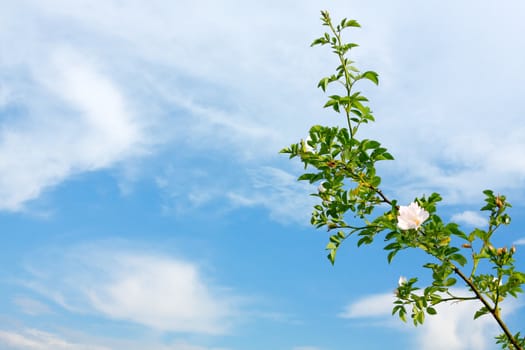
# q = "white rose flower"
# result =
<box><xmin>397</xmin><ymin>202</ymin><xmax>429</xmax><ymax>230</ymax></box>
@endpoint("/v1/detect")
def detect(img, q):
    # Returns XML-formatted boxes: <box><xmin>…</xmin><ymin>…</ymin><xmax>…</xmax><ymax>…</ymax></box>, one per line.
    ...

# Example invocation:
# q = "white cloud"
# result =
<box><xmin>13</xmin><ymin>297</ymin><xmax>52</xmax><ymax>316</ymax></box>
<box><xmin>154</xmin><ymin>164</ymin><xmax>317</xmax><ymax>225</ymax></box>
<box><xmin>0</xmin><ymin>327</ymin><xmax>230</xmax><ymax>350</ymax></box>
<box><xmin>339</xmin><ymin>293</ymin><xmax>395</xmax><ymax>319</ymax></box>
<box><xmin>411</xmin><ymin>297</ymin><xmax>499</xmax><ymax>350</ymax></box>
<box><xmin>167</xmin><ymin>343</ymin><xmax>230</xmax><ymax>350</ymax></box>
<box><xmin>226</xmin><ymin>166</ymin><xmax>318</xmax><ymax>225</ymax></box>
<box><xmin>156</xmin><ymin>90</ymin><xmax>282</xmax><ymax>160</ymax></box>
<box><xmin>1</xmin><ymin>0</ymin><xmax>525</xmax><ymax>211</ymax></box>
<box><xmin>23</xmin><ymin>244</ymin><xmax>238</xmax><ymax>335</ymax></box>
<box><xmin>451</xmin><ymin>210</ymin><xmax>486</xmax><ymax>227</ymax></box>
<box><xmin>0</xmin><ymin>328</ymin><xmax>110</xmax><ymax>350</ymax></box>
<box><xmin>0</xmin><ymin>83</ymin><xmax>10</xmax><ymax>107</ymax></box>
<box><xmin>0</xmin><ymin>48</ymin><xmax>146</xmax><ymax>211</ymax></box>
<box><xmin>340</xmin><ymin>289</ymin><xmax>522</xmax><ymax>350</ymax></box>
<box><xmin>513</xmin><ymin>238</ymin><xmax>525</xmax><ymax>246</ymax></box>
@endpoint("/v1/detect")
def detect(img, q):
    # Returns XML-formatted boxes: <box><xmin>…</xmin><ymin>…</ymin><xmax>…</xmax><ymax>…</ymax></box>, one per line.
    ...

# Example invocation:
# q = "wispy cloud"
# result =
<box><xmin>0</xmin><ymin>83</ymin><xmax>10</xmax><ymax>107</ymax></box>
<box><xmin>339</xmin><ymin>293</ymin><xmax>395</xmax><ymax>319</ymax></box>
<box><xmin>0</xmin><ymin>328</ymin><xmax>110</xmax><ymax>350</ymax></box>
<box><xmin>22</xmin><ymin>243</ymin><xmax>239</xmax><ymax>335</ymax></box>
<box><xmin>154</xmin><ymin>164</ymin><xmax>317</xmax><ymax>225</ymax></box>
<box><xmin>12</xmin><ymin>297</ymin><xmax>52</xmax><ymax>316</ymax></box>
<box><xmin>2</xmin><ymin>0</ymin><xmax>525</xmax><ymax>213</ymax></box>
<box><xmin>226</xmin><ymin>166</ymin><xmax>318</xmax><ymax>225</ymax></box>
<box><xmin>513</xmin><ymin>238</ymin><xmax>525</xmax><ymax>246</ymax></box>
<box><xmin>0</xmin><ymin>48</ymin><xmax>147</xmax><ymax>211</ymax></box>
<box><xmin>0</xmin><ymin>327</ymin><xmax>231</xmax><ymax>350</ymax></box>
<box><xmin>451</xmin><ymin>210</ymin><xmax>486</xmax><ymax>227</ymax></box>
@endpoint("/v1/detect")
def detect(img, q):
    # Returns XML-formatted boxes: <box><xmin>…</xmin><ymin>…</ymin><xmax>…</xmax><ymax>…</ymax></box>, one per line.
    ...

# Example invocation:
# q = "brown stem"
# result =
<box><xmin>453</xmin><ymin>266</ymin><xmax>522</xmax><ymax>350</ymax></box>
<box><xmin>374</xmin><ymin>188</ymin><xmax>394</xmax><ymax>207</ymax></box>
<box><xmin>362</xmin><ymin>183</ymin><xmax>397</xmax><ymax>208</ymax></box>
<box><xmin>433</xmin><ymin>296</ymin><xmax>478</xmax><ymax>304</ymax></box>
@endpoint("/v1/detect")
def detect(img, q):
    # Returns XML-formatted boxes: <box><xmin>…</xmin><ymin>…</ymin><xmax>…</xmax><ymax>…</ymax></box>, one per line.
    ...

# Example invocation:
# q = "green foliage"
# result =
<box><xmin>496</xmin><ymin>332</ymin><xmax>525</xmax><ymax>350</ymax></box>
<box><xmin>281</xmin><ymin>10</ymin><xmax>524</xmax><ymax>350</ymax></box>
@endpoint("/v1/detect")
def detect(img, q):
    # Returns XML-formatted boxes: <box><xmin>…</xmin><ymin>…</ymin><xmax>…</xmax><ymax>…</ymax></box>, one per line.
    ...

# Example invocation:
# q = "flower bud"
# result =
<box><xmin>398</xmin><ymin>276</ymin><xmax>407</xmax><ymax>286</ymax></box>
<box><xmin>326</xmin><ymin>160</ymin><xmax>337</xmax><ymax>168</ymax></box>
<box><xmin>318</xmin><ymin>183</ymin><xmax>327</xmax><ymax>193</ymax></box>
<box><xmin>511</xmin><ymin>245</ymin><xmax>516</xmax><ymax>254</ymax></box>
<box><xmin>301</xmin><ymin>137</ymin><xmax>314</xmax><ymax>153</ymax></box>
<box><xmin>462</xmin><ymin>243</ymin><xmax>472</xmax><ymax>249</ymax></box>
<box><xmin>495</xmin><ymin>195</ymin><xmax>504</xmax><ymax>209</ymax></box>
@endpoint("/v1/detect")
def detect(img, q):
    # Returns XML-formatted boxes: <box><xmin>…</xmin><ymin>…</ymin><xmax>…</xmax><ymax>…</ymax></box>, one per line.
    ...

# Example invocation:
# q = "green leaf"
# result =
<box><xmin>426</xmin><ymin>307</ymin><xmax>437</xmax><ymax>315</ymax></box>
<box><xmin>448</xmin><ymin>224</ymin><xmax>468</xmax><ymax>240</ymax></box>
<box><xmin>297</xmin><ymin>173</ymin><xmax>316</xmax><ymax>181</ymax></box>
<box><xmin>472</xmin><ymin>228</ymin><xmax>488</xmax><ymax>241</ymax></box>
<box><xmin>317</xmin><ymin>77</ymin><xmax>329</xmax><ymax>92</ymax></box>
<box><xmin>323</xmin><ymin>98</ymin><xmax>338</xmax><ymax>108</ymax></box>
<box><xmin>341</xmin><ymin>19</ymin><xmax>361</xmax><ymax>28</ymax></box>
<box><xmin>450</xmin><ymin>253</ymin><xmax>468</xmax><ymax>266</ymax></box>
<box><xmin>399</xmin><ymin>310</ymin><xmax>407</xmax><ymax>322</ymax></box>
<box><xmin>392</xmin><ymin>305</ymin><xmax>403</xmax><ymax>315</ymax></box>
<box><xmin>380</xmin><ymin>152</ymin><xmax>394</xmax><ymax>160</ymax></box>
<box><xmin>384</xmin><ymin>242</ymin><xmax>401</xmax><ymax>251</ymax></box>
<box><xmin>362</xmin><ymin>139</ymin><xmax>381</xmax><ymax>150</ymax></box>
<box><xmin>357</xmin><ymin>236</ymin><xmax>373</xmax><ymax>246</ymax></box>
<box><xmin>361</xmin><ymin>71</ymin><xmax>379</xmax><ymax>85</ymax></box>
<box><xmin>323</xmin><ymin>98</ymin><xmax>341</xmax><ymax>113</ymax></box>
<box><xmin>326</xmin><ymin>242</ymin><xmax>337</xmax><ymax>250</ymax></box>
<box><xmin>387</xmin><ymin>250</ymin><xmax>398</xmax><ymax>263</ymax></box>
<box><xmin>483</xmin><ymin>189</ymin><xmax>494</xmax><ymax>197</ymax></box>
<box><xmin>474</xmin><ymin>306</ymin><xmax>489</xmax><ymax>320</ymax></box>
<box><xmin>311</xmin><ymin>37</ymin><xmax>329</xmax><ymax>47</ymax></box>
<box><xmin>327</xmin><ymin>249</ymin><xmax>337</xmax><ymax>265</ymax></box>
<box><xmin>415</xmin><ymin>310</ymin><xmax>425</xmax><ymax>325</ymax></box>
<box><xmin>444</xmin><ymin>278</ymin><xmax>457</xmax><ymax>286</ymax></box>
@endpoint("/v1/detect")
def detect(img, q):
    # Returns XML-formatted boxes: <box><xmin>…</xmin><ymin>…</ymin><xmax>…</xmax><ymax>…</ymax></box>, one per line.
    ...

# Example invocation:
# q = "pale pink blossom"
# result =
<box><xmin>398</xmin><ymin>276</ymin><xmax>407</xmax><ymax>286</ymax></box>
<box><xmin>397</xmin><ymin>202</ymin><xmax>429</xmax><ymax>230</ymax></box>
<box><xmin>302</xmin><ymin>137</ymin><xmax>314</xmax><ymax>153</ymax></box>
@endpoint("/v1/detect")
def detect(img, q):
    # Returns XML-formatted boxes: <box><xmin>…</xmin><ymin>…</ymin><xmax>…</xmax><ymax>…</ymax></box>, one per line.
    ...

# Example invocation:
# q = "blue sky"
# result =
<box><xmin>1</xmin><ymin>1</ymin><xmax>525</xmax><ymax>349</ymax></box>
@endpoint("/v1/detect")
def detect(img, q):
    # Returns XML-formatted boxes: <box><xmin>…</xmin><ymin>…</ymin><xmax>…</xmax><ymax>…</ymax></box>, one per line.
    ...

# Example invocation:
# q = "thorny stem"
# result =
<box><xmin>453</xmin><ymin>266</ymin><xmax>522</xmax><ymax>350</ymax></box>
